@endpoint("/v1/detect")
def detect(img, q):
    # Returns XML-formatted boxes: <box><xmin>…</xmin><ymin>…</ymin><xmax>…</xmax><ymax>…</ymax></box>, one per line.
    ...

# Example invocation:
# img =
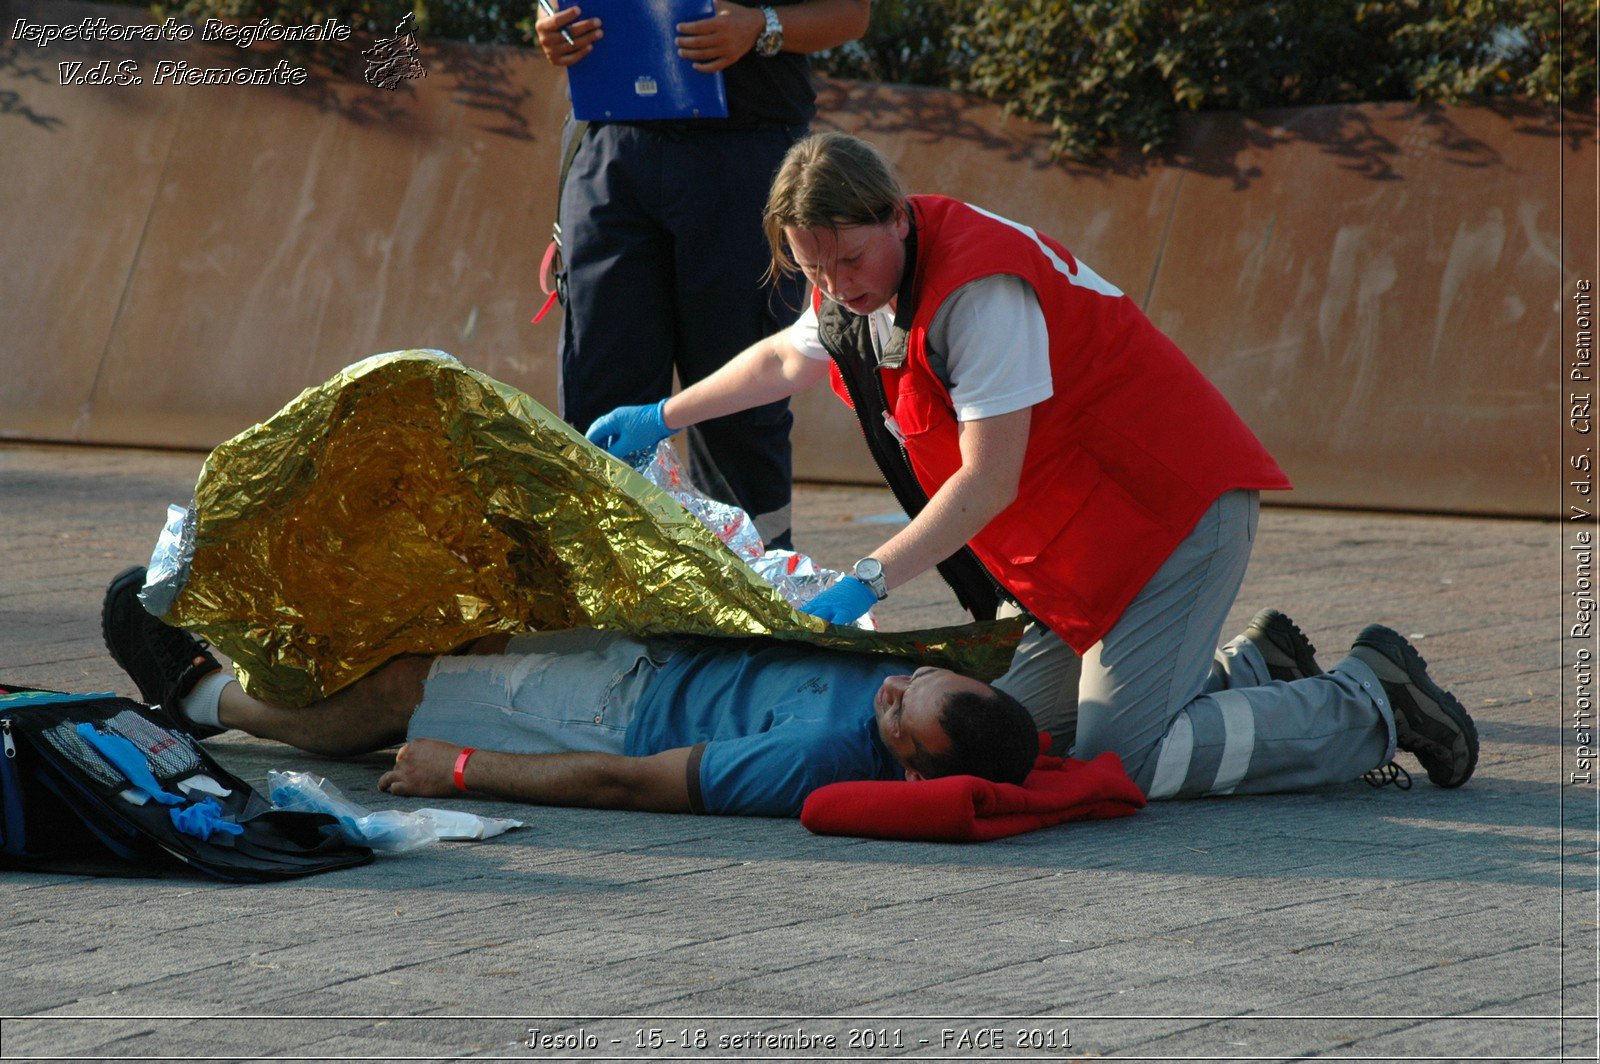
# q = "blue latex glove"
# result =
<box><xmin>799</xmin><ymin>576</ymin><xmax>880</xmax><ymax>626</ymax></box>
<box><xmin>169</xmin><ymin>797</ymin><xmax>244</xmax><ymax>842</ymax></box>
<box><xmin>76</xmin><ymin>722</ymin><xmax>184</xmax><ymax>806</ymax></box>
<box><xmin>585</xmin><ymin>400</ymin><xmax>675</xmax><ymax>459</ymax></box>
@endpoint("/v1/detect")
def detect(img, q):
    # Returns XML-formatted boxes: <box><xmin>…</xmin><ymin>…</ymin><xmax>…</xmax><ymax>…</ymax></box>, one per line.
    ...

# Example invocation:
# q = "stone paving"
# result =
<box><xmin>0</xmin><ymin>441</ymin><xmax>1591</xmax><ymax>1062</ymax></box>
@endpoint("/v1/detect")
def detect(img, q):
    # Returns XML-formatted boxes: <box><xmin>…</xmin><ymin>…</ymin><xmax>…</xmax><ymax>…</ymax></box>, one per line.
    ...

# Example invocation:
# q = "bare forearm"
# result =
<box><xmin>676</xmin><ymin>0</ymin><xmax>865</xmax><ymax>73</ymax></box>
<box><xmin>464</xmin><ymin>750</ymin><xmax>690</xmax><ymax>812</ymax></box>
<box><xmin>765</xmin><ymin>0</ymin><xmax>870</xmax><ymax>53</ymax></box>
<box><xmin>870</xmin><ymin>407</ymin><xmax>1033</xmax><ymax>592</ymax></box>
<box><xmin>661</xmin><ymin>336</ymin><xmax>827</xmax><ymax>429</ymax></box>
<box><xmin>874</xmin><ymin>466</ymin><xmax>1016</xmax><ymax>591</ymax></box>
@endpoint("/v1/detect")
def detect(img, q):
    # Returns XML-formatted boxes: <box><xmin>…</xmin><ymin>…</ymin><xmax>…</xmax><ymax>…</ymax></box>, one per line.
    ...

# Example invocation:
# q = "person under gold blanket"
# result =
<box><xmin>102</xmin><ymin>566</ymin><xmax>1037</xmax><ymax>818</ymax></box>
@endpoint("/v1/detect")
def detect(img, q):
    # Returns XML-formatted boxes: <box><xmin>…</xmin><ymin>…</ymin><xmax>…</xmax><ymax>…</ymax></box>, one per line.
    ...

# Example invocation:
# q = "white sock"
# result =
<box><xmin>180</xmin><ymin>670</ymin><xmax>235</xmax><ymax>730</ymax></box>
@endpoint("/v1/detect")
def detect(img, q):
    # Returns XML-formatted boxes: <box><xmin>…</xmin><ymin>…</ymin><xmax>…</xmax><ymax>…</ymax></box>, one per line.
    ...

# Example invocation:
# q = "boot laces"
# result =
<box><xmin>1363</xmin><ymin>761</ymin><xmax>1412</xmax><ymax>790</ymax></box>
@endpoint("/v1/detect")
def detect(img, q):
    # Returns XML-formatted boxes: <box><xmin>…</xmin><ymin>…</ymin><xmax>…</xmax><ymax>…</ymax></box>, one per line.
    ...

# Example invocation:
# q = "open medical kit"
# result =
<box><xmin>0</xmin><ymin>685</ymin><xmax>371</xmax><ymax>880</ymax></box>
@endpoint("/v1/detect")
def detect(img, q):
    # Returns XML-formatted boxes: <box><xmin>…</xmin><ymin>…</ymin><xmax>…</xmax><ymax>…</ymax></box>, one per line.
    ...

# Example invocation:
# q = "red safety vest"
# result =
<box><xmin>825</xmin><ymin>195</ymin><xmax>1291</xmax><ymax>652</ymax></box>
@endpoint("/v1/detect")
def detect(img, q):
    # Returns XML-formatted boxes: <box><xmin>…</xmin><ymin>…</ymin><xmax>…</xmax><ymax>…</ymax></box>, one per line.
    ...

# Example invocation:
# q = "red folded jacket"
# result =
<box><xmin>800</xmin><ymin>748</ymin><xmax>1146</xmax><ymax>842</ymax></box>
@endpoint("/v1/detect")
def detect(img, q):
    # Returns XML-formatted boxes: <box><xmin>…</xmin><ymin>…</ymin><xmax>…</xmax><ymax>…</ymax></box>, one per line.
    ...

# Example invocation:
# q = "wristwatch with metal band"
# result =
<box><xmin>755</xmin><ymin>5</ymin><xmax>784</xmax><ymax>57</ymax></box>
<box><xmin>853</xmin><ymin>557</ymin><xmax>888</xmax><ymax>600</ymax></box>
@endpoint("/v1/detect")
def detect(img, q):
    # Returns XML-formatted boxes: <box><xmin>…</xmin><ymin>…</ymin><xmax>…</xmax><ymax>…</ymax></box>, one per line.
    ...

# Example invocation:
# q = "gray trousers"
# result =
<box><xmin>993</xmin><ymin>490</ymin><xmax>1397</xmax><ymax>798</ymax></box>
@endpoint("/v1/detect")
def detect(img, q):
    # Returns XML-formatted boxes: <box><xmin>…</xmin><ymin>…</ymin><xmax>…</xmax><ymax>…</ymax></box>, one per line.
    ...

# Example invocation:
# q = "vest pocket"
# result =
<box><xmin>891</xmin><ymin>384</ymin><xmax>963</xmax><ymax>494</ymax></box>
<box><xmin>892</xmin><ymin>382</ymin><xmax>956</xmax><ymax>439</ymax></box>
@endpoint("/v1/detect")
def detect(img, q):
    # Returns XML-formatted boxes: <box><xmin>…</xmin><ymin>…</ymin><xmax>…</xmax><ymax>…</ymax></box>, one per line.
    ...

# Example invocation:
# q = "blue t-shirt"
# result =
<box><xmin>625</xmin><ymin>641</ymin><xmax>910</xmax><ymax>817</ymax></box>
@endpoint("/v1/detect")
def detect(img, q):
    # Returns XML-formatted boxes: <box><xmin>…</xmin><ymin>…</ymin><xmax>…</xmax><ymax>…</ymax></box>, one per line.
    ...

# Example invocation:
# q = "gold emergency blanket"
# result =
<box><xmin>165</xmin><ymin>350</ymin><xmax>1020</xmax><ymax>707</ymax></box>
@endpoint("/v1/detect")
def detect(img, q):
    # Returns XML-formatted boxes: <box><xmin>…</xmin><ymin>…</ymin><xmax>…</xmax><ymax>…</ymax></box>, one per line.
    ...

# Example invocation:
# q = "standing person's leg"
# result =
<box><xmin>664</xmin><ymin>125</ymin><xmax>806</xmax><ymax>551</ymax></box>
<box><xmin>1073</xmin><ymin>491</ymin><xmax>1395</xmax><ymax>798</ymax></box>
<box><xmin>558</xmin><ymin>123</ymin><xmax>680</xmax><ymax>433</ymax></box>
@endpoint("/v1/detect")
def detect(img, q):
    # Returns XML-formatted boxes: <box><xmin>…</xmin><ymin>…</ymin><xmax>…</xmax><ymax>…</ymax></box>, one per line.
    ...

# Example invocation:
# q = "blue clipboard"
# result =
<box><xmin>563</xmin><ymin>0</ymin><xmax>729</xmax><ymax>122</ymax></box>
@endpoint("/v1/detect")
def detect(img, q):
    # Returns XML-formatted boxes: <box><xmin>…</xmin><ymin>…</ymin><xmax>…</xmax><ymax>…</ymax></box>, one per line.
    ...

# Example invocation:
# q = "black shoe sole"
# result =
<box><xmin>1353</xmin><ymin>624</ymin><xmax>1479</xmax><ymax>788</ymax></box>
<box><xmin>1245</xmin><ymin>608</ymin><xmax>1324</xmax><ymax>681</ymax></box>
<box><xmin>101</xmin><ymin>565</ymin><xmax>153</xmax><ymax>697</ymax></box>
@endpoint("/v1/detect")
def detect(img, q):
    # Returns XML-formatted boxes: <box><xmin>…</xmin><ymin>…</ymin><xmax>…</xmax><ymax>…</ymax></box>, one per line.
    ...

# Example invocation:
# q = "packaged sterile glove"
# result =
<box><xmin>267</xmin><ymin>770</ymin><xmax>523</xmax><ymax>853</ymax></box>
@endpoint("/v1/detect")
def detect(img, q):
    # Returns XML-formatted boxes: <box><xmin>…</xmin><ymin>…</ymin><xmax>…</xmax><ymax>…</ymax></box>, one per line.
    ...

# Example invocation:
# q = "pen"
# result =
<box><xmin>538</xmin><ymin>0</ymin><xmax>577</xmax><ymax>46</ymax></box>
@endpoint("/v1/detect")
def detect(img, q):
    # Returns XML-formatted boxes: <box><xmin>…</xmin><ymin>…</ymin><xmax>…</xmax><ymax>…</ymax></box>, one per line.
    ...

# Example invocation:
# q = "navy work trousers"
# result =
<box><xmin>558</xmin><ymin>120</ymin><xmax>806</xmax><ymax>549</ymax></box>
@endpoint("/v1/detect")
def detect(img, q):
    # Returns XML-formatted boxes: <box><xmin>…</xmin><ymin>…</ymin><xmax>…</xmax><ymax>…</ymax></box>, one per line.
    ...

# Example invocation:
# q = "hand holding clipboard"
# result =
<box><xmin>534</xmin><ymin>0</ymin><xmax>730</xmax><ymax>122</ymax></box>
<box><xmin>534</xmin><ymin>0</ymin><xmax>598</xmax><ymax>63</ymax></box>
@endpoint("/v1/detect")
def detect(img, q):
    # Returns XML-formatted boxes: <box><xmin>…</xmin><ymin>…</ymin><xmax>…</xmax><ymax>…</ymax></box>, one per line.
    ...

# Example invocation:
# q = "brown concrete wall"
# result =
<box><xmin>2</xmin><ymin>0</ymin><xmax>1588</xmax><ymax>516</ymax></box>
<box><xmin>809</xmin><ymin>84</ymin><xmax>1586</xmax><ymax>517</ymax></box>
<box><xmin>0</xmin><ymin>0</ymin><xmax>566</xmax><ymax>450</ymax></box>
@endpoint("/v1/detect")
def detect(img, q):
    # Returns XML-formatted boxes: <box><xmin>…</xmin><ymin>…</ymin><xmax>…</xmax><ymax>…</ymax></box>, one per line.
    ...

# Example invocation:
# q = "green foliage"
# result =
<box><xmin>816</xmin><ymin>0</ymin><xmax>1595</xmax><ymax>160</ymax></box>
<box><xmin>137</xmin><ymin>0</ymin><xmax>1594</xmax><ymax>158</ymax></box>
<box><xmin>1383</xmin><ymin>1</ymin><xmax>1596</xmax><ymax>107</ymax></box>
<box><xmin>809</xmin><ymin>0</ymin><xmax>980</xmax><ymax>85</ymax></box>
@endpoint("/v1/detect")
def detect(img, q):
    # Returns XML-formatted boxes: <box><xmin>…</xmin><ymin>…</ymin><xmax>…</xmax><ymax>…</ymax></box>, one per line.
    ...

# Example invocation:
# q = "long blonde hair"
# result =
<box><xmin>763</xmin><ymin>132</ymin><xmax>908</xmax><ymax>280</ymax></box>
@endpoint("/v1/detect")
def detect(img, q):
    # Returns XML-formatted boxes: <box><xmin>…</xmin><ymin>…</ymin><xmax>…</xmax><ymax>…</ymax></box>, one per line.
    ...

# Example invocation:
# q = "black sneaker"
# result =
<box><xmin>1241</xmin><ymin>608</ymin><xmax>1324</xmax><ymax>681</ymax></box>
<box><xmin>101</xmin><ymin>566</ymin><xmax>224</xmax><ymax>737</ymax></box>
<box><xmin>1350</xmin><ymin>624</ymin><xmax>1478</xmax><ymax>788</ymax></box>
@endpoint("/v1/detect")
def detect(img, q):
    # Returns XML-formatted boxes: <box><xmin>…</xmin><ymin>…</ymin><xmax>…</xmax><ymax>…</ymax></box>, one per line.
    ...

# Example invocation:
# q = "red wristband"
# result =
<box><xmin>453</xmin><ymin>747</ymin><xmax>476</xmax><ymax>792</ymax></box>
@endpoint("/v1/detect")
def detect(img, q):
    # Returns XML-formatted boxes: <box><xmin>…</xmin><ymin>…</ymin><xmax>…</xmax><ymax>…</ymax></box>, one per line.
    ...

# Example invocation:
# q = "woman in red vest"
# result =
<box><xmin>588</xmin><ymin>132</ymin><xmax>1478</xmax><ymax>797</ymax></box>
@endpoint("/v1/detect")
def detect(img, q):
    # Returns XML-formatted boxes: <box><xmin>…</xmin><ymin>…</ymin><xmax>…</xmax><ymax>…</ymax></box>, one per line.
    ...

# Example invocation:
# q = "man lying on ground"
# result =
<box><xmin>104</xmin><ymin>560</ymin><xmax>1476</xmax><ymax>812</ymax></box>
<box><xmin>102</xmin><ymin>567</ymin><xmax>1040</xmax><ymax>817</ymax></box>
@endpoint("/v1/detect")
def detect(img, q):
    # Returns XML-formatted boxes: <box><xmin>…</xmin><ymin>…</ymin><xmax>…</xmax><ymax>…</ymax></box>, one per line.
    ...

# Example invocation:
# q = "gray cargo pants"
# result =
<box><xmin>994</xmin><ymin>489</ymin><xmax>1397</xmax><ymax>798</ymax></box>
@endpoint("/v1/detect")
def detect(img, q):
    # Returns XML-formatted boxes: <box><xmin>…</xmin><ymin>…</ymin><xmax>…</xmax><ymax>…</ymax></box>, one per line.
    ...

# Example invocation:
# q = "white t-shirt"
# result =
<box><xmin>787</xmin><ymin>274</ymin><xmax>1053</xmax><ymax>421</ymax></box>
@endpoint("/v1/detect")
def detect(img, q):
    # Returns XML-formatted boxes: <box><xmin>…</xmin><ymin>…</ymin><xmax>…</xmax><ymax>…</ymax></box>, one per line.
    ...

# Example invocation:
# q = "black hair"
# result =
<box><xmin>915</xmin><ymin>685</ymin><xmax>1038</xmax><ymax>786</ymax></box>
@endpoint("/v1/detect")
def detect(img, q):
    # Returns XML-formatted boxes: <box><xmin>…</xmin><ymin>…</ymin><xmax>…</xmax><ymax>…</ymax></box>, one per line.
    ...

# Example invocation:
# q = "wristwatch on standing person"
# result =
<box><xmin>754</xmin><ymin>5</ymin><xmax>784</xmax><ymax>57</ymax></box>
<box><xmin>853</xmin><ymin>557</ymin><xmax>888</xmax><ymax>601</ymax></box>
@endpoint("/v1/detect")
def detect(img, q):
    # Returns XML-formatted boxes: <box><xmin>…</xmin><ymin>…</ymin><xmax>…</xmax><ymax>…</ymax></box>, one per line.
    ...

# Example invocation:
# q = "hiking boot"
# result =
<box><xmin>101</xmin><ymin>566</ymin><xmax>223</xmax><ymax>736</ymax></box>
<box><xmin>1242</xmin><ymin>608</ymin><xmax>1324</xmax><ymax>681</ymax></box>
<box><xmin>1349</xmin><ymin>624</ymin><xmax>1478</xmax><ymax>788</ymax></box>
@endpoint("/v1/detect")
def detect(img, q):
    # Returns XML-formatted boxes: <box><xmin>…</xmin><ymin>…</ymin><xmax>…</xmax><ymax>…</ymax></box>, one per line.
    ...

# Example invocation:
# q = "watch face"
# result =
<box><xmin>854</xmin><ymin>558</ymin><xmax>885</xmax><ymax>599</ymax></box>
